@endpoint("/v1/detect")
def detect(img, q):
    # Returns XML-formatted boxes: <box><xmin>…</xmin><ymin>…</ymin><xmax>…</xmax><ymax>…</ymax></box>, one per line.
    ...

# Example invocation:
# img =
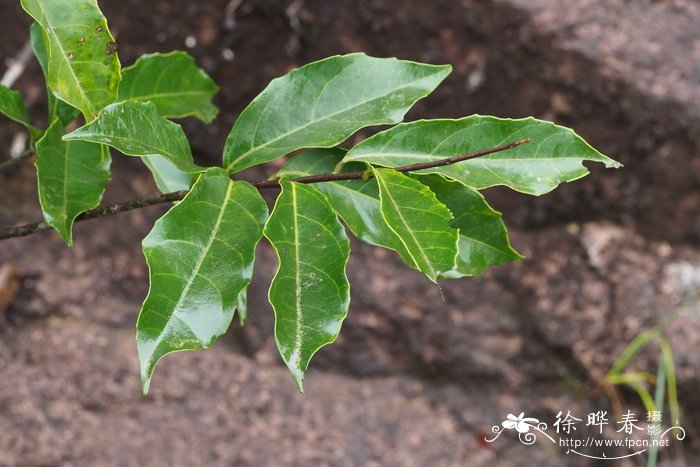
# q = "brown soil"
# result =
<box><xmin>1</xmin><ymin>1</ymin><xmax>699</xmax><ymax>465</ymax></box>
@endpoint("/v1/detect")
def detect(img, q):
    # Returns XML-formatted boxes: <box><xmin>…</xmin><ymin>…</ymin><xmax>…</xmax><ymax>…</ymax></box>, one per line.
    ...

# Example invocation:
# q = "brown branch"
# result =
<box><xmin>0</xmin><ymin>149</ymin><xmax>34</xmax><ymax>173</ymax></box>
<box><xmin>0</xmin><ymin>138</ymin><xmax>529</xmax><ymax>241</ymax></box>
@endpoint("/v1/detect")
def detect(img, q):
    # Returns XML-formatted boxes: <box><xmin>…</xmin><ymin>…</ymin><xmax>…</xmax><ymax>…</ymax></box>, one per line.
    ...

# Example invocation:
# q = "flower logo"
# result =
<box><xmin>502</xmin><ymin>412</ymin><xmax>540</xmax><ymax>433</ymax></box>
<box><xmin>486</xmin><ymin>412</ymin><xmax>553</xmax><ymax>445</ymax></box>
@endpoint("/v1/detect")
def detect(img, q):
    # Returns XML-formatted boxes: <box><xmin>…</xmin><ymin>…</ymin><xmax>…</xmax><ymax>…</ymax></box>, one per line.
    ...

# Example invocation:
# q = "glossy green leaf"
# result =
<box><xmin>264</xmin><ymin>179</ymin><xmax>351</xmax><ymax>391</ymax></box>
<box><xmin>373</xmin><ymin>168</ymin><xmax>458</xmax><ymax>281</ymax></box>
<box><xmin>20</xmin><ymin>0</ymin><xmax>121</xmax><ymax>119</ymax></box>
<box><xmin>63</xmin><ymin>101</ymin><xmax>200</xmax><ymax>173</ymax></box>
<box><xmin>118</xmin><ymin>51</ymin><xmax>219</xmax><ymax>123</ymax></box>
<box><xmin>30</xmin><ymin>22</ymin><xmax>81</xmax><ymax>127</ymax></box>
<box><xmin>279</xmin><ymin>150</ymin><xmax>521</xmax><ymax>278</ymax></box>
<box><xmin>142</xmin><ymin>156</ymin><xmax>193</xmax><ymax>193</ymax></box>
<box><xmin>115</xmin><ymin>52</ymin><xmax>216</xmax><ymax>191</ymax></box>
<box><xmin>417</xmin><ymin>175</ymin><xmax>522</xmax><ymax>277</ymax></box>
<box><xmin>345</xmin><ymin>116</ymin><xmax>621</xmax><ymax>196</ymax></box>
<box><xmin>0</xmin><ymin>85</ymin><xmax>35</xmax><ymax>131</ymax></box>
<box><xmin>35</xmin><ymin>119</ymin><xmax>111</xmax><ymax>245</ymax></box>
<box><xmin>137</xmin><ymin>168</ymin><xmax>268</xmax><ymax>393</ymax></box>
<box><xmin>278</xmin><ymin>149</ymin><xmax>410</xmax><ymax>259</ymax></box>
<box><xmin>223</xmin><ymin>53</ymin><xmax>451</xmax><ymax>173</ymax></box>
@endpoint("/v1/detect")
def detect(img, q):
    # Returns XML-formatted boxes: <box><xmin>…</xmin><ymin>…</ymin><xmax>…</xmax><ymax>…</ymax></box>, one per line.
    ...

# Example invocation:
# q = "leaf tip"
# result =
<box><xmin>49</xmin><ymin>219</ymin><xmax>74</xmax><ymax>246</ymax></box>
<box><xmin>61</xmin><ymin>233</ymin><xmax>74</xmax><ymax>247</ymax></box>
<box><xmin>139</xmin><ymin>357</ymin><xmax>155</xmax><ymax>395</ymax></box>
<box><xmin>141</xmin><ymin>376</ymin><xmax>152</xmax><ymax>396</ymax></box>
<box><xmin>424</xmin><ymin>271</ymin><xmax>439</xmax><ymax>284</ymax></box>
<box><xmin>440</xmin><ymin>63</ymin><xmax>453</xmax><ymax>75</ymax></box>
<box><xmin>283</xmin><ymin>354</ymin><xmax>305</xmax><ymax>393</ymax></box>
<box><xmin>137</xmin><ymin>336</ymin><xmax>156</xmax><ymax>395</ymax></box>
<box><xmin>292</xmin><ymin>372</ymin><xmax>305</xmax><ymax>394</ymax></box>
<box><xmin>61</xmin><ymin>131</ymin><xmax>79</xmax><ymax>142</ymax></box>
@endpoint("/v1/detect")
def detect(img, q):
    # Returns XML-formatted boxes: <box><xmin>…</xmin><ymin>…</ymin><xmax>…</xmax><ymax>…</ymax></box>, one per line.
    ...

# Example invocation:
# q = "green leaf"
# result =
<box><xmin>264</xmin><ymin>179</ymin><xmax>350</xmax><ymax>391</ymax></box>
<box><xmin>0</xmin><ymin>85</ymin><xmax>41</xmax><ymax>141</ymax></box>
<box><xmin>373</xmin><ymin>168</ymin><xmax>458</xmax><ymax>281</ymax></box>
<box><xmin>417</xmin><ymin>175</ymin><xmax>522</xmax><ymax>277</ymax></box>
<box><xmin>35</xmin><ymin>119</ymin><xmax>111</xmax><ymax>245</ymax></box>
<box><xmin>0</xmin><ymin>85</ymin><xmax>35</xmax><ymax>131</ymax></box>
<box><xmin>344</xmin><ymin>116</ymin><xmax>621</xmax><ymax>196</ymax></box>
<box><xmin>223</xmin><ymin>53</ymin><xmax>451</xmax><ymax>173</ymax></box>
<box><xmin>142</xmin><ymin>156</ymin><xmax>193</xmax><ymax>193</ymax></box>
<box><xmin>279</xmin><ymin>150</ymin><xmax>520</xmax><ymax>278</ymax></box>
<box><xmin>277</xmin><ymin>148</ymin><xmax>410</xmax><ymax>259</ymax></box>
<box><xmin>137</xmin><ymin>168</ymin><xmax>268</xmax><ymax>394</ymax></box>
<box><xmin>63</xmin><ymin>101</ymin><xmax>200</xmax><ymax>173</ymax></box>
<box><xmin>118</xmin><ymin>51</ymin><xmax>219</xmax><ymax>123</ymax></box>
<box><xmin>30</xmin><ymin>22</ymin><xmax>81</xmax><ymax>127</ymax></box>
<box><xmin>115</xmin><ymin>52</ymin><xmax>214</xmax><ymax>191</ymax></box>
<box><xmin>20</xmin><ymin>0</ymin><xmax>121</xmax><ymax>119</ymax></box>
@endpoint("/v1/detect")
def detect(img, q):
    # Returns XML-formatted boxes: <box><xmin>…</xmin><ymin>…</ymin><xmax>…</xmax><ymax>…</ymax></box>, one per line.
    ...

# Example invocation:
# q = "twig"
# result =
<box><xmin>0</xmin><ymin>149</ymin><xmax>33</xmax><ymax>173</ymax></box>
<box><xmin>2</xmin><ymin>40</ymin><xmax>35</xmax><ymax>162</ymax></box>
<box><xmin>223</xmin><ymin>0</ymin><xmax>244</xmax><ymax>31</ymax></box>
<box><xmin>0</xmin><ymin>138</ymin><xmax>528</xmax><ymax>241</ymax></box>
<box><xmin>253</xmin><ymin>138</ymin><xmax>528</xmax><ymax>188</ymax></box>
<box><xmin>1</xmin><ymin>40</ymin><xmax>33</xmax><ymax>88</ymax></box>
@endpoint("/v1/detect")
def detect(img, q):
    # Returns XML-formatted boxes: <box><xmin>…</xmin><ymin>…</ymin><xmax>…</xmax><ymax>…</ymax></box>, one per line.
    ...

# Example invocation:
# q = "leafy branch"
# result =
<box><xmin>0</xmin><ymin>138</ymin><xmax>529</xmax><ymax>241</ymax></box>
<box><xmin>1</xmin><ymin>0</ymin><xmax>621</xmax><ymax>393</ymax></box>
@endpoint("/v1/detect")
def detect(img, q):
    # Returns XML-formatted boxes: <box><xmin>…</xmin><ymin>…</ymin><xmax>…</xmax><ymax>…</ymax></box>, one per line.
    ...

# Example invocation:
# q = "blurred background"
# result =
<box><xmin>1</xmin><ymin>0</ymin><xmax>699</xmax><ymax>465</ymax></box>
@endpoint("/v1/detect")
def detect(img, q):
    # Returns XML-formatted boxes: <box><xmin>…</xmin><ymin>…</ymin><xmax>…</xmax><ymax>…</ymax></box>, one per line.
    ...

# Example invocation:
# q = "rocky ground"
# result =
<box><xmin>1</xmin><ymin>0</ymin><xmax>699</xmax><ymax>465</ymax></box>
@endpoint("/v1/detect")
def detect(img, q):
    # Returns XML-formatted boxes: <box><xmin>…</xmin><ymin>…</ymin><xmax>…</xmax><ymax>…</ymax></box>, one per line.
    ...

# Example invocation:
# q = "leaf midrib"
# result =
<box><xmin>376</xmin><ymin>173</ymin><xmax>435</xmax><ymax>279</ymax></box>
<box><xmin>61</xmin><ymin>139</ymin><xmax>70</xmax><ymax>233</ymax></box>
<box><xmin>119</xmin><ymin>89</ymin><xmax>213</xmax><ymax>102</ymax></box>
<box><xmin>149</xmin><ymin>181</ymin><xmax>234</xmax><ymax>353</ymax></box>
<box><xmin>289</xmin><ymin>182</ymin><xmax>304</xmax><ymax>369</ymax></box>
